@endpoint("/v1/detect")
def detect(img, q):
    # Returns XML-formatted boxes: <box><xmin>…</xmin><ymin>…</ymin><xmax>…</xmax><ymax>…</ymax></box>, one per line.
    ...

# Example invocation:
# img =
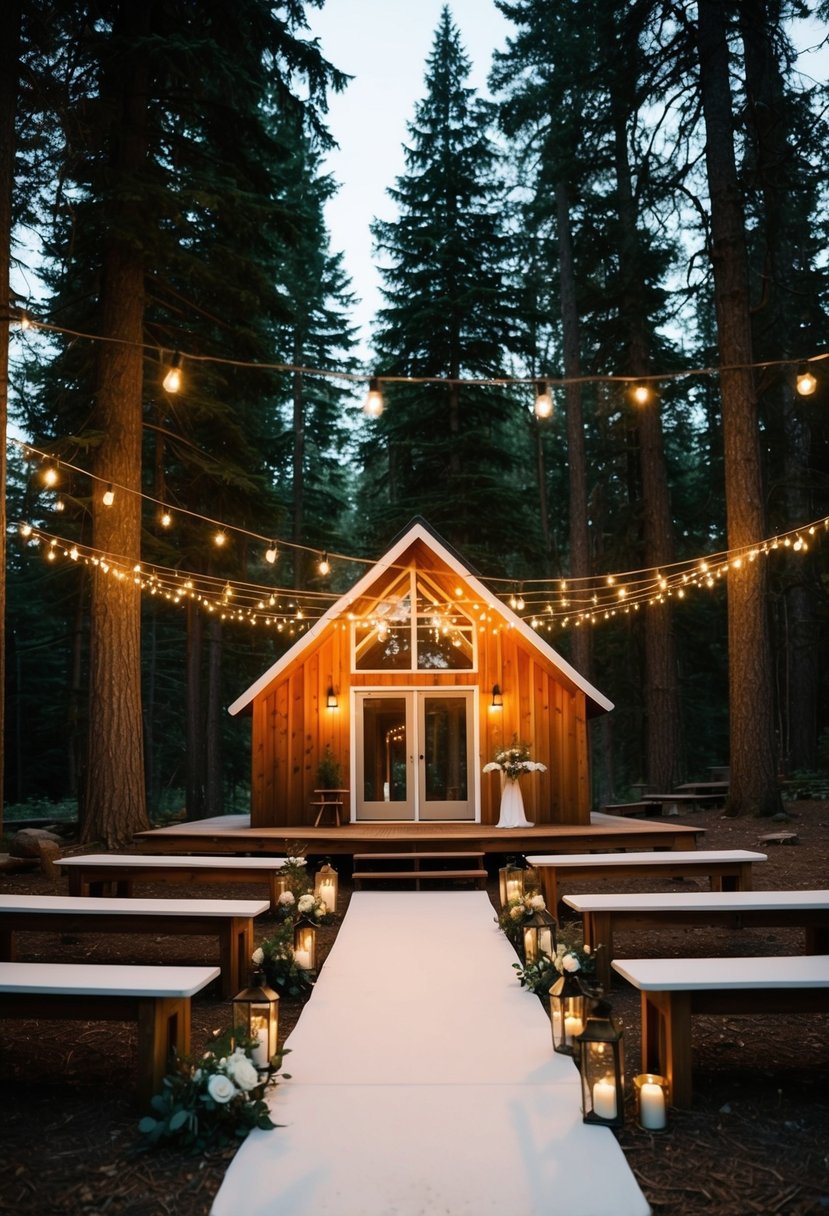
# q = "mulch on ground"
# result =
<box><xmin>1</xmin><ymin>803</ymin><xmax>828</xmax><ymax>1215</ymax></box>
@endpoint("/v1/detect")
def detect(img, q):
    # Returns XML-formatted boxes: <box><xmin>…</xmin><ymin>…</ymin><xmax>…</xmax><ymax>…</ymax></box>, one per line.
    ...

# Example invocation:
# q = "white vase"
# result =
<box><xmin>497</xmin><ymin>777</ymin><xmax>533</xmax><ymax>829</ymax></box>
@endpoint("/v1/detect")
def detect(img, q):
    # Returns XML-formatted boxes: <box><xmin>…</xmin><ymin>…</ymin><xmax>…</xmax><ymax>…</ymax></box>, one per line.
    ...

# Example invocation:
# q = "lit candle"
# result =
<box><xmin>539</xmin><ymin>928</ymin><xmax>553</xmax><ymax>958</ymax></box>
<box><xmin>251</xmin><ymin>1025</ymin><xmax>269</xmax><ymax>1068</ymax></box>
<box><xmin>294</xmin><ymin>948</ymin><xmax>312</xmax><ymax>969</ymax></box>
<box><xmin>592</xmin><ymin>1077</ymin><xmax>618</xmax><ymax>1120</ymax></box>
<box><xmin>564</xmin><ymin>1015</ymin><xmax>583</xmax><ymax>1045</ymax></box>
<box><xmin>639</xmin><ymin>1081</ymin><xmax>666</xmax><ymax>1130</ymax></box>
<box><xmin>506</xmin><ymin>878</ymin><xmax>522</xmax><ymax>901</ymax></box>
<box><xmin>319</xmin><ymin>881</ymin><xmax>336</xmax><ymax>913</ymax></box>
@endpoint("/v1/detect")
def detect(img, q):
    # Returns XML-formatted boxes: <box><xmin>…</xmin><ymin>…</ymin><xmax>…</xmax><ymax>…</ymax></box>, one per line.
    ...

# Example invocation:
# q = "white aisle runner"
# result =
<box><xmin>212</xmin><ymin>891</ymin><xmax>650</xmax><ymax>1216</ymax></box>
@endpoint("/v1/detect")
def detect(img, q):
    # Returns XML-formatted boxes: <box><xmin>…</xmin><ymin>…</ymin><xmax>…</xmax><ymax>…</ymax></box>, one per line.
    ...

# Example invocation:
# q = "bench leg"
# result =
<box><xmin>136</xmin><ymin>995</ymin><xmax>191</xmax><ymax>1109</ymax></box>
<box><xmin>218</xmin><ymin>917</ymin><xmax>254</xmax><ymax>999</ymax></box>
<box><xmin>641</xmin><ymin>988</ymin><xmax>693</xmax><ymax>1109</ymax></box>
<box><xmin>0</xmin><ymin>927</ymin><xmax>15</xmax><ymax>961</ymax></box>
<box><xmin>583</xmin><ymin>912</ymin><xmax>613</xmax><ymax>991</ymax></box>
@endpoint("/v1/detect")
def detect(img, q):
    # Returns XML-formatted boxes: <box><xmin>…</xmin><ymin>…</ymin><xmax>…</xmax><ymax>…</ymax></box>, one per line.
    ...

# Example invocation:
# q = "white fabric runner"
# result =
<box><xmin>212</xmin><ymin>891</ymin><xmax>650</xmax><ymax>1216</ymax></box>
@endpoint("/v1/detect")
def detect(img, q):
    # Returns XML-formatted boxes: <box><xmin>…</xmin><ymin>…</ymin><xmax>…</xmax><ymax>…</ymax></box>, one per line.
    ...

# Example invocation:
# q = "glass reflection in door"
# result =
<box><xmin>358</xmin><ymin>696</ymin><xmax>412</xmax><ymax>820</ymax></box>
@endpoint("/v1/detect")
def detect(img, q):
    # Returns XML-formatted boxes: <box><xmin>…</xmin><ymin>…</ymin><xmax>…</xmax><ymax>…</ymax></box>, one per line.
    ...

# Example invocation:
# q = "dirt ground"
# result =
<box><xmin>1</xmin><ymin>802</ymin><xmax>828</xmax><ymax>1216</ymax></box>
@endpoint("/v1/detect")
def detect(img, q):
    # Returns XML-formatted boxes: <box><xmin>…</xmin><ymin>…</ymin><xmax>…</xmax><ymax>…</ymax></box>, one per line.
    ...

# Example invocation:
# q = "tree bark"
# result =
<box><xmin>83</xmin><ymin>1</ymin><xmax>152</xmax><ymax>846</ymax></box>
<box><xmin>185</xmin><ymin>599</ymin><xmax>205</xmax><ymax>820</ymax></box>
<box><xmin>0</xmin><ymin>0</ymin><xmax>22</xmax><ymax>831</ymax></box>
<box><xmin>205</xmin><ymin>614</ymin><xmax>223</xmax><ymax>817</ymax></box>
<box><xmin>696</xmin><ymin>0</ymin><xmax>781</xmax><ymax>816</ymax></box>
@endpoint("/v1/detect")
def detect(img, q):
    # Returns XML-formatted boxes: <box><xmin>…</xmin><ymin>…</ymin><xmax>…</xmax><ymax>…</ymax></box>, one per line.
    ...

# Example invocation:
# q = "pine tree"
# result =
<box><xmin>362</xmin><ymin>6</ymin><xmax>536</xmax><ymax>567</ymax></box>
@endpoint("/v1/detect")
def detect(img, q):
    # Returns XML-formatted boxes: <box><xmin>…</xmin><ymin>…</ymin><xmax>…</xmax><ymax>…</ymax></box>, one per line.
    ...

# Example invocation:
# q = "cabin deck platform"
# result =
<box><xmin>133</xmin><ymin>811</ymin><xmax>704</xmax><ymax>858</ymax></box>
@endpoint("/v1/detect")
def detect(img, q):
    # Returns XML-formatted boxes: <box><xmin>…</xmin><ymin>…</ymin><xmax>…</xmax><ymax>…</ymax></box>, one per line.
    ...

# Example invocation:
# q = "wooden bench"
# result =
<box><xmin>0</xmin><ymin>895</ymin><xmax>269</xmax><ymax>999</ymax></box>
<box><xmin>352</xmin><ymin>852</ymin><xmax>487</xmax><ymax>890</ymax></box>
<box><xmin>0</xmin><ymin>961</ymin><xmax>219</xmax><ymax>1106</ymax></box>
<box><xmin>310</xmin><ymin>789</ymin><xmax>348</xmax><ymax>827</ymax></box>
<box><xmin>601</xmin><ymin>801</ymin><xmax>663</xmax><ymax>819</ymax></box>
<box><xmin>525</xmin><ymin>850</ymin><xmax>767</xmax><ymax>918</ymax></box>
<box><xmin>56</xmin><ymin>854</ymin><xmax>287</xmax><ymax>910</ymax></box>
<box><xmin>642</xmin><ymin>792</ymin><xmax>725</xmax><ymax>811</ymax></box>
<box><xmin>563</xmin><ymin>889</ymin><xmax>829</xmax><ymax>990</ymax></box>
<box><xmin>611</xmin><ymin>955</ymin><xmax>829</xmax><ymax>1107</ymax></box>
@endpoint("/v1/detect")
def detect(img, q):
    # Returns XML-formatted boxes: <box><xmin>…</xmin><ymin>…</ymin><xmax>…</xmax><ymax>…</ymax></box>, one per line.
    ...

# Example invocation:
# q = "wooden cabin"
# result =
<box><xmin>229</xmin><ymin>520</ymin><xmax>613</xmax><ymax>829</ymax></box>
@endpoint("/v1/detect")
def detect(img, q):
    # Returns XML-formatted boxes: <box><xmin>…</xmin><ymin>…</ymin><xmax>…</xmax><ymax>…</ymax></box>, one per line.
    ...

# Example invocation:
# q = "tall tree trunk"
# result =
<box><xmin>610</xmin><ymin>96</ymin><xmax>682</xmax><ymax>791</ymax></box>
<box><xmin>292</xmin><ymin>363</ymin><xmax>305</xmax><ymax>589</ymax></box>
<box><xmin>0</xmin><ymin>0</ymin><xmax>22</xmax><ymax>831</ymax></box>
<box><xmin>696</xmin><ymin>0</ymin><xmax>781</xmax><ymax>816</ymax></box>
<box><xmin>205</xmin><ymin>615</ymin><xmax>223</xmax><ymax>816</ymax></box>
<box><xmin>739</xmin><ymin>0</ymin><xmax>819</xmax><ymax>773</ymax></box>
<box><xmin>185</xmin><ymin>600</ymin><xmax>205</xmax><ymax>820</ymax></box>
<box><xmin>83</xmin><ymin>2</ymin><xmax>153</xmax><ymax>845</ymax></box>
<box><xmin>556</xmin><ymin>179</ymin><xmax>591</xmax><ymax>679</ymax></box>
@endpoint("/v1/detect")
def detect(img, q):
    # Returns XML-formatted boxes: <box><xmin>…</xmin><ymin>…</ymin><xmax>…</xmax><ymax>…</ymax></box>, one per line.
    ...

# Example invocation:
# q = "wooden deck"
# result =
<box><xmin>133</xmin><ymin>811</ymin><xmax>704</xmax><ymax>858</ymax></box>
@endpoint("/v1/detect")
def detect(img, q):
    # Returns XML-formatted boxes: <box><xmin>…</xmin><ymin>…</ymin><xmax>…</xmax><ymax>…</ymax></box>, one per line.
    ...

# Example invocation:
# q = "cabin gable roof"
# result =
<box><xmin>228</xmin><ymin>520</ymin><xmax>614</xmax><ymax>716</ymax></box>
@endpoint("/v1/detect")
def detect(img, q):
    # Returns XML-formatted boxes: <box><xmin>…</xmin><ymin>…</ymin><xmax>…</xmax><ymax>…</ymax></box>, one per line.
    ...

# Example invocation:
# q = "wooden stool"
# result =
<box><xmin>311</xmin><ymin>789</ymin><xmax>347</xmax><ymax>827</ymax></box>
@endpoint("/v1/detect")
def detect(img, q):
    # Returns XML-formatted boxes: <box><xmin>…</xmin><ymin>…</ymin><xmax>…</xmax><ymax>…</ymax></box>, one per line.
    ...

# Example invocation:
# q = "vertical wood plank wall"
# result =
<box><xmin>249</xmin><ymin>568</ymin><xmax>593</xmax><ymax>828</ymax></box>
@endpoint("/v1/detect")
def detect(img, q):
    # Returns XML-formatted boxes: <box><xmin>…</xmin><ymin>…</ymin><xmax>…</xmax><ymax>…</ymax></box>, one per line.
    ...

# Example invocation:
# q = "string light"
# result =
<box><xmin>363</xmin><ymin>377</ymin><xmax>384</xmax><ymax>417</ymax></box>
<box><xmin>214</xmin><ymin>530</ymin><xmax>227</xmax><ymax>547</ymax></box>
<box><xmin>318</xmin><ymin>552</ymin><xmax>330</xmax><ymax>576</ymax></box>
<box><xmin>163</xmin><ymin>352</ymin><xmax>183</xmax><ymax>394</ymax></box>
<box><xmin>160</xmin><ymin>508</ymin><xmax>172</xmax><ymax>528</ymax></box>
<box><xmin>630</xmin><ymin>383</ymin><xmax>652</xmax><ymax>406</ymax></box>
<box><xmin>42</xmin><ymin>460</ymin><xmax>58</xmax><ymax>487</ymax></box>
<box><xmin>534</xmin><ymin>381</ymin><xmax>553</xmax><ymax>419</ymax></box>
<box><xmin>265</xmin><ymin>542</ymin><xmax>278</xmax><ymax>564</ymax></box>
<box><xmin>102</xmin><ymin>484</ymin><xmax>115</xmax><ymax>506</ymax></box>
<box><xmin>796</xmin><ymin>363</ymin><xmax>818</xmax><ymax>397</ymax></box>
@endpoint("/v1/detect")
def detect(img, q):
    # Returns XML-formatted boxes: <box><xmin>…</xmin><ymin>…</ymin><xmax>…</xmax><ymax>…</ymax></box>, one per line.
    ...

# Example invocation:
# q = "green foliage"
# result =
<box><xmin>316</xmin><ymin>745</ymin><xmax>341</xmax><ymax>790</ymax></box>
<box><xmin>137</xmin><ymin>1028</ymin><xmax>283</xmax><ymax>1154</ymax></box>
<box><xmin>512</xmin><ymin>955</ymin><xmax>558</xmax><ymax>996</ymax></box>
<box><xmin>253</xmin><ymin>921</ymin><xmax>315</xmax><ymax>1000</ymax></box>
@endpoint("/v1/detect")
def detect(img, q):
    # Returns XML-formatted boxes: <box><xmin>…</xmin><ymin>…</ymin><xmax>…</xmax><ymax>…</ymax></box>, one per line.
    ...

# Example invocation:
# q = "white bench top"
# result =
<box><xmin>56</xmin><ymin>853</ymin><xmax>287</xmax><ymax>871</ymax></box>
<box><xmin>527</xmin><ymin>849</ymin><xmax>766</xmax><ymax>867</ymax></box>
<box><xmin>563</xmin><ymin>890</ymin><xmax>829</xmax><ymax>913</ymax></box>
<box><xmin>0</xmin><ymin>895</ymin><xmax>270</xmax><ymax>917</ymax></box>
<box><xmin>612</xmin><ymin>955</ymin><xmax>829</xmax><ymax>991</ymax></box>
<box><xmin>0</xmin><ymin>961</ymin><xmax>220</xmax><ymax>998</ymax></box>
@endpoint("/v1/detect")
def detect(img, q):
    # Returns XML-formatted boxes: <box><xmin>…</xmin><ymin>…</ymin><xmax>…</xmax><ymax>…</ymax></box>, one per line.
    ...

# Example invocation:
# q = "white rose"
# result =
<box><xmin>510</xmin><ymin>906</ymin><xmax>524</xmax><ymax>921</ymax></box>
<box><xmin>530</xmin><ymin>894</ymin><xmax>546</xmax><ymax>910</ymax></box>
<box><xmin>226</xmin><ymin>1050</ymin><xmax>260</xmax><ymax>1092</ymax></box>
<box><xmin>298</xmin><ymin>894</ymin><xmax>315</xmax><ymax>914</ymax></box>
<box><xmin>562</xmin><ymin>953</ymin><xmax>581</xmax><ymax>973</ymax></box>
<box><xmin>207</xmin><ymin>1073</ymin><xmax>237</xmax><ymax>1104</ymax></box>
<box><xmin>278</xmin><ymin>891</ymin><xmax>296</xmax><ymax>906</ymax></box>
<box><xmin>251</xmin><ymin>947</ymin><xmax>264</xmax><ymax>966</ymax></box>
<box><xmin>583</xmin><ymin>944</ymin><xmax>591</xmax><ymax>955</ymax></box>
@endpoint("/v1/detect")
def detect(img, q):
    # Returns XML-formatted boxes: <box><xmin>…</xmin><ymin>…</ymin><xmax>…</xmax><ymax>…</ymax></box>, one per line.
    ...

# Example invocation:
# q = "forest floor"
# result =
<box><xmin>1</xmin><ymin>801</ymin><xmax>828</xmax><ymax>1216</ymax></box>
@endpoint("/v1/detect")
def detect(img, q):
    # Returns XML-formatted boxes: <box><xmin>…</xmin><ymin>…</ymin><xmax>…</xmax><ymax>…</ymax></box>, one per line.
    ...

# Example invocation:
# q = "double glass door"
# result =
<box><xmin>355</xmin><ymin>689</ymin><xmax>475</xmax><ymax>821</ymax></box>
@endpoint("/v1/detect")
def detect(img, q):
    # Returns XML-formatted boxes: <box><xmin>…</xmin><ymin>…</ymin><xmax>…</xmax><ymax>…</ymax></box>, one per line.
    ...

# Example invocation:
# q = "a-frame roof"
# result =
<box><xmin>228</xmin><ymin>519</ymin><xmax>614</xmax><ymax>716</ymax></box>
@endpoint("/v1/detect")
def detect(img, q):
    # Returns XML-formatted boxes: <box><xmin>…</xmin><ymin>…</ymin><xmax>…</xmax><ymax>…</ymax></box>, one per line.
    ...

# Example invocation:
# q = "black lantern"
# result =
<box><xmin>498</xmin><ymin>859</ymin><xmax>525</xmax><ymax>908</ymax></box>
<box><xmin>293</xmin><ymin>919</ymin><xmax>317</xmax><ymax>971</ymax></box>
<box><xmin>576</xmin><ymin>1001</ymin><xmax>625</xmax><ymax>1128</ymax></box>
<box><xmin>232</xmin><ymin>971</ymin><xmax>279</xmax><ymax>1072</ymax></box>
<box><xmin>549</xmin><ymin>972</ymin><xmax>593</xmax><ymax>1056</ymax></box>
<box><xmin>522</xmin><ymin>906</ymin><xmax>557</xmax><ymax>966</ymax></box>
<box><xmin>314</xmin><ymin>863</ymin><xmax>338</xmax><ymax>915</ymax></box>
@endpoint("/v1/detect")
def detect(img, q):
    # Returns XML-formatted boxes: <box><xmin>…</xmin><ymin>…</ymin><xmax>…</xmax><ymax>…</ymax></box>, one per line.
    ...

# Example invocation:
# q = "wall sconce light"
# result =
<box><xmin>326</xmin><ymin>684</ymin><xmax>338</xmax><ymax>710</ymax></box>
<box><xmin>491</xmin><ymin>683</ymin><xmax>503</xmax><ymax>709</ymax></box>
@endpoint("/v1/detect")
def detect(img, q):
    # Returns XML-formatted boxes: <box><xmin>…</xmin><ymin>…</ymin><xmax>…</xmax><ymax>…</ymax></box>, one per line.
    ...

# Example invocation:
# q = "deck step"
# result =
<box><xmin>353</xmin><ymin>855</ymin><xmax>487</xmax><ymax>890</ymax></box>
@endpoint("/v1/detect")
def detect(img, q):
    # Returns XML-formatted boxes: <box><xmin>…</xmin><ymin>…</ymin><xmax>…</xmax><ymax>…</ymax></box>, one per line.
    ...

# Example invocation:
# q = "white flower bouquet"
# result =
<box><xmin>483</xmin><ymin>738</ymin><xmax>547</xmax><ymax>781</ymax></box>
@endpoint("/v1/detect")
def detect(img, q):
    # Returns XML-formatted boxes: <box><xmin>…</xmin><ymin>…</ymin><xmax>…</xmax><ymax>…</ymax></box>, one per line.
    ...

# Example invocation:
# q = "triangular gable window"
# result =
<box><xmin>353</xmin><ymin>568</ymin><xmax>475</xmax><ymax>672</ymax></box>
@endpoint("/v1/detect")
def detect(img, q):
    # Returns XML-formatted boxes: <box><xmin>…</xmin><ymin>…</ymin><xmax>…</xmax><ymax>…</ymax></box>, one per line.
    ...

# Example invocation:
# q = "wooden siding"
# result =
<box><xmin>249</xmin><ymin>543</ymin><xmax>592</xmax><ymax>828</ymax></box>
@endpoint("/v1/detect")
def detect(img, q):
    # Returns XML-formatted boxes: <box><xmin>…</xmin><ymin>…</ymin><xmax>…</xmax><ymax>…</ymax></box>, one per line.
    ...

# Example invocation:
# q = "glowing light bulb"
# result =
<box><xmin>631</xmin><ymin>383</ymin><xmax>651</xmax><ymax>406</ymax></box>
<box><xmin>214</xmin><ymin>530</ymin><xmax>227</xmax><ymax>547</ymax></box>
<box><xmin>318</xmin><ymin>553</ymin><xmax>330</xmax><ymax>576</ymax></box>
<box><xmin>534</xmin><ymin>381</ymin><xmax>553</xmax><ymax>419</ymax></box>
<box><xmin>796</xmin><ymin>365</ymin><xmax>817</xmax><ymax>397</ymax></box>
<box><xmin>163</xmin><ymin>352</ymin><xmax>183</xmax><ymax>393</ymax></box>
<box><xmin>160</xmin><ymin>509</ymin><xmax>172</xmax><ymax>528</ymax></box>
<box><xmin>265</xmin><ymin>542</ymin><xmax>277</xmax><ymax>564</ymax></box>
<box><xmin>102</xmin><ymin>484</ymin><xmax>115</xmax><ymax>506</ymax></box>
<box><xmin>363</xmin><ymin>377</ymin><xmax>384</xmax><ymax>417</ymax></box>
<box><xmin>43</xmin><ymin>462</ymin><xmax>58</xmax><ymax>487</ymax></box>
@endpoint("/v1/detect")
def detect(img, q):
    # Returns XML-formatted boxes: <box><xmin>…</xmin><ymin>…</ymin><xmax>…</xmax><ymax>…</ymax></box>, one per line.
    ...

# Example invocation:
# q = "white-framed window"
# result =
<box><xmin>352</xmin><ymin>568</ymin><xmax>476</xmax><ymax>672</ymax></box>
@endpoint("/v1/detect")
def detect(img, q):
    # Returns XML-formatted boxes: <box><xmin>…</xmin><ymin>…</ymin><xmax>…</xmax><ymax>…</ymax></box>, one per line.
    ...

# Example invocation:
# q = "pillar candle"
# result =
<box><xmin>639</xmin><ymin>1081</ymin><xmax>666</xmax><ymax>1130</ymax></box>
<box><xmin>592</xmin><ymin>1077</ymin><xmax>618</xmax><ymax>1120</ymax></box>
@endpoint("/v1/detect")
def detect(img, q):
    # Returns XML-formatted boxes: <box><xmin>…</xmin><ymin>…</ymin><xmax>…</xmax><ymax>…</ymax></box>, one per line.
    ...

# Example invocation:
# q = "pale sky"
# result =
<box><xmin>306</xmin><ymin>1</ymin><xmax>511</xmax><ymax>354</ymax></box>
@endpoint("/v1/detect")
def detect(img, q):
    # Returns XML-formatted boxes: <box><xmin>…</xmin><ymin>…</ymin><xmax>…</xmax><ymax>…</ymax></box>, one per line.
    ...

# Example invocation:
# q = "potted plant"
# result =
<box><xmin>317</xmin><ymin>744</ymin><xmax>341</xmax><ymax>790</ymax></box>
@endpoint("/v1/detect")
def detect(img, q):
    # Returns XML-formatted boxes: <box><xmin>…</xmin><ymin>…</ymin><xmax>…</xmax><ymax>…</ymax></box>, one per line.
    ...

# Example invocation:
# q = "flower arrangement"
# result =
<box><xmin>483</xmin><ymin>737</ymin><xmax>547</xmax><ymax>782</ymax></box>
<box><xmin>253</xmin><ymin>922</ymin><xmax>315</xmax><ymax>999</ymax></box>
<box><xmin>138</xmin><ymin>1028</ymin><xmax>284</xmax><ymax>1154</ymax></box>
<box><xmin>551</xmin><ymin>923</ymin><xmax>598</xmax><ymax>980</ymax></box>
<box><xmin>495</xmin><ymin>890</ymin><xmax>548</xmax><ymax>938</ymax></box>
